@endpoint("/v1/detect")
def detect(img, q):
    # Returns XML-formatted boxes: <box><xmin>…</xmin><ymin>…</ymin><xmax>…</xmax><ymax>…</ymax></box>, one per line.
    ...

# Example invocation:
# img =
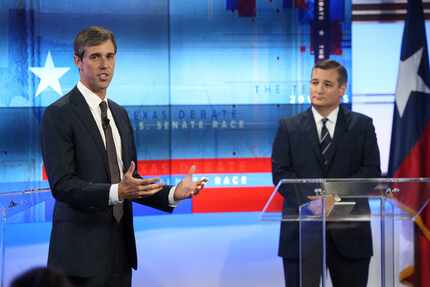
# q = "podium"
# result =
<box><xmin>0</xmin><ymin>182</ymin><xmax>51</xmax><ymax>287</ymax></box>
<box><xmin>261</xmin><ymin>178</ymin><xmax>430</xmax><ymax>287</ymax></box>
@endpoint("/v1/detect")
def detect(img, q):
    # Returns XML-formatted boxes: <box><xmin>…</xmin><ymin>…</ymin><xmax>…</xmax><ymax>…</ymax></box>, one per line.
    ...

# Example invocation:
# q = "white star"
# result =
<box><xmin>29</xmin><ymin>51</ymin><xmax>70</xmax><ymax>97</ymax></box>
<box><xmin>395</xmin><ymin>48</ymin><xmax>430</xmax><ymax>117</ymax></box>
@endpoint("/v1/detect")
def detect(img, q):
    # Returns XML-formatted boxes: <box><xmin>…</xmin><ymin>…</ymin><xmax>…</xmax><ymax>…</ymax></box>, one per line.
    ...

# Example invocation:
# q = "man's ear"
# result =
<box><xmin>73</xmin><ymin>55</ymin><xmax>81</xmax><ymax>69</ymax></box>
<box><xmin>338</xmin><ymin>83</ymin><xmax>347</xmax><ymax>97</ymax></box>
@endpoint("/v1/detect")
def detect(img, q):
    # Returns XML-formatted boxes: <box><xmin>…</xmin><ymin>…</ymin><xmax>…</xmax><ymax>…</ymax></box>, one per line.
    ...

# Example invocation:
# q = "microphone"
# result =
<box><xmin>102</xmin><ymin>116</ymin><xmax>110</xmax><ymax>129</ymax></box>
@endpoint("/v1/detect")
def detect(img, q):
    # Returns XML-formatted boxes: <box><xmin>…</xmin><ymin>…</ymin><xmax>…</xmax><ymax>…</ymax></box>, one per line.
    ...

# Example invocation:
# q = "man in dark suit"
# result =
<box><xmin>271</xmin><ymin>60</ymin><xmax>381</xmax><ymax>287</ymax></box>
<box><xmin>41</xmin><ymin>26</ymin><xmax>207</xmax><ymax>287</ymax></box>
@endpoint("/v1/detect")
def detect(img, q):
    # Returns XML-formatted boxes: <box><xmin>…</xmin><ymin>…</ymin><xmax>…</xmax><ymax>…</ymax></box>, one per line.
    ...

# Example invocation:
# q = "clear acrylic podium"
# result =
<box><xmin>0</xmin><ymin>182</ymin><xmax>51</xmax><ymax>287</ymax></box>
<box><xmin>261</xmin><ymin>178</ymin><xmax>430</xmax><ymax>287</ymax></box>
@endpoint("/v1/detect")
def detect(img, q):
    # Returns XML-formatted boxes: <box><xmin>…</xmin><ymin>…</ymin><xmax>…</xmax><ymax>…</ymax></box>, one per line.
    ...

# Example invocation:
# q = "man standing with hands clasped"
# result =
<box><xmin>41</xmin><ymin>26</ymin><xmax>207</xmax><ymax>287</ymax></box>
<box><xmin>271</xmin><ymin>60</ymin><xmax>381</xmax><ymax>287</ymax></box>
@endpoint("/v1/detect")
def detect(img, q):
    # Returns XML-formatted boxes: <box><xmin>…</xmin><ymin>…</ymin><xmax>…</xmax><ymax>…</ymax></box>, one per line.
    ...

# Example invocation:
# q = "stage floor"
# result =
<box><xmin>3</xmin><ymin>212</ymin><xmax>284</xmax><ymax>287</ymax></box>
<box><xmin>2</xmin><ymin>211</ymin><xmax>406</xmax><ymax>286</ymax></box>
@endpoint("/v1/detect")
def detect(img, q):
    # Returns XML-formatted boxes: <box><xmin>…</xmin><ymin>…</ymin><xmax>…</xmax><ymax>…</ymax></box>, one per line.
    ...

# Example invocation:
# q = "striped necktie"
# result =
<box><xmin>320</xmin><ymin>118</ymin><xmax>332</xmax><ymax>166</ymax></box>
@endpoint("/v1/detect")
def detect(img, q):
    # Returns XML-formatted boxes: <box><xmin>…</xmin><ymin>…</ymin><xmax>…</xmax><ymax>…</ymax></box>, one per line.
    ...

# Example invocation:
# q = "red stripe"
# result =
<box><xmin>42</xmin><ymin>166</ymin><xmax>48</xmax><ymax>180</ymax></box>
<box><xmin>238</xmin><ymin>0</ymin><xmax>256</xmax><ymax>17</ymax></box>
<box><xmin>42</xmin><ymin>157</ymin><xmax>271</xmax><ymax>179</ymax></box>
<box><xmin>192</xmin><ymin>186</ymin><xmax>283</xmax><ymax>213</ymax></box>
<box><xmin>295</xmin><ymin>0</ymin><xmax>307</xmax><ymax>9</ymax></box>
<box><xmin>43</xmin><ymin>161</ymin><xmax>282</xmax><ymax>213</ymax></box>
<box><xmin>137</xmin><ymin>157</ymin><xmax>271</xmax><ymax>176</ymax></box>
<box><xmin>394</xmin><ymin>123</ymin><xmax>430</xmax><ymax>209</ymax></box>
<box><xmin>394</xmin><ymin>122</ymin><xmax>430</xmax><ymax>285</ymax></box>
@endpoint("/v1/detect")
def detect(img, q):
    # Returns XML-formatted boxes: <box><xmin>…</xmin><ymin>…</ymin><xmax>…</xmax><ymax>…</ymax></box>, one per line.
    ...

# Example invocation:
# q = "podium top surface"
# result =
<box><xmin>262</xmin><ymin>178</ymin><xmax>430</xmax><ymax>222</ymax></box>
<box><xmin>277</xmin><ymin>177</ymin><xmax>430</xmax><ymax>184</ymax></box>
<box><xmin>0</xmin><ymin>181</ymin><xmax>50</xmax><ymax>195</ymax></box>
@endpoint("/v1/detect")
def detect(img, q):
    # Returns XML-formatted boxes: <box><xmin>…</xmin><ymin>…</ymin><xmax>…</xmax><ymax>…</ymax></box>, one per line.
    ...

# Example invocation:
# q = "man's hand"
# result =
<box><xmin>174</xmin><ymin>165</ymin><xmax>208</xmax><ymax>201</ymax></box>
<box><xmin>118</xmin><ymin>161</ymin><xmax>165</xmax><ymax>200</ymax></box>
<box><xmin>307</xmin><ymin>194</ymin><xmax>336</xmax><ymax>216</ymax></box>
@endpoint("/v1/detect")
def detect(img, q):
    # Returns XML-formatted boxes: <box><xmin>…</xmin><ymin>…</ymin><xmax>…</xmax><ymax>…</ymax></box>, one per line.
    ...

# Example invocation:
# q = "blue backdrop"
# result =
<box><xmin>0</xmin><ymin>0</ymin><xmax>351</xmax><ymax>215</ymax></box>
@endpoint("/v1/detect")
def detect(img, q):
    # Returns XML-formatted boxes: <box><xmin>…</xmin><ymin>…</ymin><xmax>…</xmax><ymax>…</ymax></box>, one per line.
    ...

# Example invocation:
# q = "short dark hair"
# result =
<box><xmin>10</xmin><ymin>267</ymin><xmax>74</xmax><ymax>287</ymax></box>
<box><xmin>74</xmin><ymin>26</ymin><xmax>117</xmax><ymax>59</ymax></box>
<box><xmin>312</xmin><ymin>60</ymin><xmax>348</xmax><ymax>86</ymax></box>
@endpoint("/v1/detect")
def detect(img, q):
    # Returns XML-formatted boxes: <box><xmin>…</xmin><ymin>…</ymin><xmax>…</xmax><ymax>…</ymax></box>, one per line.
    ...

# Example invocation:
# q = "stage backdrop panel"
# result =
<box><xmin>0</xmin><ymin>0</ymin><xmax>351</xmax><ymax>216</ymax></box>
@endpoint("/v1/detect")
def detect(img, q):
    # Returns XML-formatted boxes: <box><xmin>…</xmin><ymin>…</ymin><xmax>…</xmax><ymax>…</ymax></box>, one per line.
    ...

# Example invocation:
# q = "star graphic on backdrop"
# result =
<box><xmin>395</xmin><ymin>47</ymin><xmax>430</xmax><ymax>117</ymax></box>
<box><xmin>29</xmin><ymin>51</ymin><xmax>70</xmax><ymax>97</ymax></box>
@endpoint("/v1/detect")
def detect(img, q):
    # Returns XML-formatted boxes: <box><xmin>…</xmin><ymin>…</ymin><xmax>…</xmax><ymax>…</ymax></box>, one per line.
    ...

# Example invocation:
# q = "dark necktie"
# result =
<box><xmin>100</xmin><ymin>101</ymin><xmax>123</xmax><ymax>222</ymax></box>
<box><xmin>320</xmin><ymin>118</ymin><xmax>332</xmax><ymax>166</ymax></box>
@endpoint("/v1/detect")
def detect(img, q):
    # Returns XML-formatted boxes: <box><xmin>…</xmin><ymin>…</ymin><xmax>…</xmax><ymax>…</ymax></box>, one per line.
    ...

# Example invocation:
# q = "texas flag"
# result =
<box><xmin>388</xmin><ymin>0</ymin><xmax>430</xmax><ymax>285</ymax></box>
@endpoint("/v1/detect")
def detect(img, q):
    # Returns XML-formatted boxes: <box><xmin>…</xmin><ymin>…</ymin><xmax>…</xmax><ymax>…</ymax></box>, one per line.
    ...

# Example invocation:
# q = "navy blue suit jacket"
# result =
<box><xmin>42</xmin><ymin>87</ymin><xmax>173</xmax><ymax>276</ymax></box>
<box><xmin>271</xmin><ymin>106</ymin><xmax>381</xmax><ymax>259</ymax></box>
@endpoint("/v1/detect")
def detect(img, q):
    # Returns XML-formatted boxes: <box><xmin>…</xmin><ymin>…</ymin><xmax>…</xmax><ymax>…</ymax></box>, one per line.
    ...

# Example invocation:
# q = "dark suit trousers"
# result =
<box><xmin>283</xmin><ymin>234</ymin><xmax>370</xmax><ymax>287</ymax></box>
<box><xmin>68</xmin><ymin>221</ymin><xmax>132</xmax><ymax>287</ymax></box>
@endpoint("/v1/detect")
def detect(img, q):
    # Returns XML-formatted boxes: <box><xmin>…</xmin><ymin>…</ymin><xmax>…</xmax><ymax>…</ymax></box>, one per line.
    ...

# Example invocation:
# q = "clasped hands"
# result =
<box><xmin>306</xmin><ymin>194</ymin><xmax>337</xmax><ymax>216</ymax></box>
<box><xmin>118</xmin><ymin>161</ymin><xmax>207</xmax><ymax>201</ymax></box>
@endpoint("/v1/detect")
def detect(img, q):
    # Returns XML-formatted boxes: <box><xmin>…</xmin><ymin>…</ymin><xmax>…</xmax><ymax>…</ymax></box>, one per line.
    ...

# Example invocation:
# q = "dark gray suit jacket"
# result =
<box><xmin>42</xmin><ymin>87</ymin><xmax>173</xmax><ymax>277</ymax></box>
<box><xmin>271</xmin><ymin>106</ymin><xmax>381</xmax><ymax>259</ymax></box>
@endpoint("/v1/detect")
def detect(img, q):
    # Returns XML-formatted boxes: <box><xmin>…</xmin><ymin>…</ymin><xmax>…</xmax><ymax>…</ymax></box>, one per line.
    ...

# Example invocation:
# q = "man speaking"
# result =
<box><xmin>41</xmin><ymin>26</ymin><xmax>206</xmax><ymax>287</ymax></box>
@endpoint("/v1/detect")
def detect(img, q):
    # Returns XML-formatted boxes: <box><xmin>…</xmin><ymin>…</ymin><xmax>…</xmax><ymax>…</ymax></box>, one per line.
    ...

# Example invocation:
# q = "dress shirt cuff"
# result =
<box><xmin>168</xmin><ymin>185</ymin><xmax>179</xmax><ymax>207</ymax></box>
<box><xmin>109</xmin><ymin>183</ymin><xmax>123</xmax><ymax>205</ymax></box>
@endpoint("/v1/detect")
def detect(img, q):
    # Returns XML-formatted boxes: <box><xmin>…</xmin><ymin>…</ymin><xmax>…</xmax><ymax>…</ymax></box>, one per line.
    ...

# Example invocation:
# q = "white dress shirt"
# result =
<box><xmin>77</xmin><ymin>82</ymin><xmax>177</xmax><ymax>206</ymax></box>
<box><xmin>311</xmin><ymin>106</ymin><xmax>339</xmax><ymax>140</ymax></box>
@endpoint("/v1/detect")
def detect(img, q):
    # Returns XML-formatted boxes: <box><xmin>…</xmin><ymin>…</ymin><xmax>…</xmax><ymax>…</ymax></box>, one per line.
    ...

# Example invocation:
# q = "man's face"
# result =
<box><xmin>310</xmin><ymin>68</ymin><xmax>345</xmax><ymax>114</ymax></box>
<box><xmin>74</xmin><ymin>40</ymin><xmax>116</xmax><ymax>98</ymax></box>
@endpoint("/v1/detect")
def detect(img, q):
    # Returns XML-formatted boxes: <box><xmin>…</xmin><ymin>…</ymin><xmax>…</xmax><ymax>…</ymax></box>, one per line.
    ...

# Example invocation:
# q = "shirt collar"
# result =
<box><xmin>77</xmin><ymin>81</ymin><xmax>108</xmax><ymax>111</ymax></box>
<box><xmin>311</xmin><ymin>106</ymin><xmax>339</xmax><ymax>125</ymax></box>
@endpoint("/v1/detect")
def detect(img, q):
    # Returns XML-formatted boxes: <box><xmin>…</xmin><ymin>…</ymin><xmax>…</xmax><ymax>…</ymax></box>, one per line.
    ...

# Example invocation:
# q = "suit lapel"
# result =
<box><xmin>69</xmin><ymin>87</ymin><xmax>109</xmax><ymax>174</ymax></box>
<box><xmin>305</xmin><ymin>106</ymin><xmax>351</xmax><ymax>172</ymax></box>
<box><xmin>327</xmin><ymin>106</ymin><xmax>350</xmax><ymax>168</ymax></box>
<box><xmin>303</xmin><ymin>109</ymin><xmax>324</xmax><ymax>165</ymax></box>
<box><xmin>109</xmin><ymin>100</ymin><xmax>129</xmax><ymax>172</ymax></box>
